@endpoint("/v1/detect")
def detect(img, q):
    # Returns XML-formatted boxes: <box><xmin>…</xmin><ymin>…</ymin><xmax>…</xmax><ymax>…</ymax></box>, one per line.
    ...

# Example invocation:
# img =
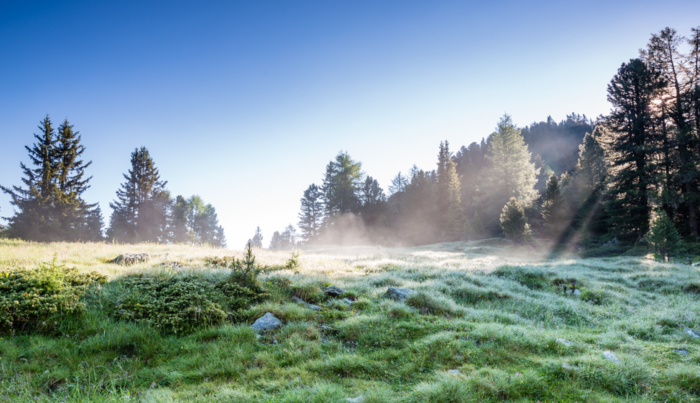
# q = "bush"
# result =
<box><xmin>112</xmin><ymin>275</ymin><xmax>229</xmax><ymax>334</ymax></box>
<box><xmin>0</xmin><ymin>259</ymin><xmax>106</xmax><ymax>332</ymax></box>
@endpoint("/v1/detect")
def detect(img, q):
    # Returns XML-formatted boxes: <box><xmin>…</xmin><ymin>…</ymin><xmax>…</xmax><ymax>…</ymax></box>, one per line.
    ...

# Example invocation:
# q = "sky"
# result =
<box><xmin>1</xmin><ymin>0</ymin><xmax>699</xmax><ymax>249</ymax></box>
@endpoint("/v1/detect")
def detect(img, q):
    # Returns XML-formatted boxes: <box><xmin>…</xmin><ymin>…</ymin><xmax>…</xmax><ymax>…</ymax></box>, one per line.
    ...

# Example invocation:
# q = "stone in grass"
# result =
<box><xmin>673</xmin><ymin>349</ymin><xmax>689</xmax><ymax>356</ymax></box>
<box><xmin>112</xmin><ymin>253</ymin><xmax>150</xmax><ymax>265</ymax></box>
<box><xmin>562</xmin><ymin>362</ymin><xmax>580</xmax><ymax>371</ymax></box>
<box><xmin>325</xmin><ymin>286</ymin><xmax>345</xmax><ymax>297</ymax></box>
<box><xmin>684</xmin><ymin>327</ymin><xmax>700</xmax><ymax>339</ymax></box>
<box><xmin>382</xmin><ymin>287</ymin><xmax>415</xmax><ymax>301</ymax></box>
<box><xmin>556</xmin><ymin>338</ymin><xmax>573</xmax><ymax>347</ymax></box>
<box><xmin>341</xmin><ymin>298</ymin><xmax>354</xmax><ymax>305</ymax></box>
<box><xmin>346</xmin><ymin>397</ymin><xmax>363</xmax><ymax>403</ymax></box>
<box><xmin>447</xmin><ymin>369</ymin><xmax>460</xmax><ymax>375</ymax></box>
<box><xmin>603</xmin><ymin>351</ymin><xmax>621</xmax><ymax>364</ymax></box>
<box><xmin>291</xmin><ymin>296</ymin><xmax>321</xmax><ymax>311</ymax></box>
<box><xmin>250</xmin><ymin>313</ymin><xmax>282</xmax><ymax>332</ymax></box>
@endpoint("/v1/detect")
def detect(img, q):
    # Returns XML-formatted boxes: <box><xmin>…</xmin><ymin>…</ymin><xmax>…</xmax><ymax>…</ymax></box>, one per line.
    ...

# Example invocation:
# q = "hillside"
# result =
<box><xmin>1</xmin><ymin>239</ymin><xmax>700</xmax><ymax>402</ymax></box>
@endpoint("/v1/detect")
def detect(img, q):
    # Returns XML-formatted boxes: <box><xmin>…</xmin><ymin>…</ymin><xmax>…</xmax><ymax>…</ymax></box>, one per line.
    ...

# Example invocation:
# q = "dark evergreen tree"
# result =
<box><xmin>360</xmin><ymin>176</ymin><xmax>387</xmax><ymax>228</ymax></box>
<box><xmin>541</xmin><ymin>174</ymin><xmax>565</xmax><ymax>238</ymax></box>
<box><xmin>604</xmin><ymin>59</ymin><xmax>665</xmax><ymax>243</ymax></box>
<box><xmin>298</xmin><ymin>184</ymin><xmax>323</xmax><ymax>244</ymax></box>
<box><xmin>170</xmin><ymin>195</ymin><xmax>192</xmax><ymax>243</ymax></box>
<box><xmin>251</xmin><ymin>226</ymin><xmax>263</xmax><ymax>248</ymax></box>
<box><xmin>321</xmin><ymin>151</ymin><xmax>363</xmax><ymax>225</ymax></box>
<box><xmin>107</xmin><ymin>147</ymin><xmax>170</xmax><ymax>243</ymax></box>
<box><xmin>647</xmin><ymin>209</ymin><xmax>682</xmax><ymax>261</ymax></box>
<box><xmin>500</xmin><ymin>197</ymin><xmax>531</xmax><ymax>243</ymax></box>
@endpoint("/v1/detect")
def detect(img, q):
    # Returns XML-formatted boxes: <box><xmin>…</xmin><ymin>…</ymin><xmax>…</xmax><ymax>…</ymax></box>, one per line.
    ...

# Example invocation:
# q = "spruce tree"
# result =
<box><xmin>298</xmin><ymin>184</ymin><xmax>323</xmax><ymax>244</ymax></box>
<box><xmin>443</xmin><ymin>159</ymin><xmax>464</xmax><ymax>241</ymax></box>
<box><xmin>436</xmin><ymin>141</ymin><xmax>451</xmax><ymax>228</ymax></box>
<box><xmin>269</xmin><ymin>231</ymin><xmax>282</xmax><ymax>249</ymax></box>
<box><xmin>107</xmin><ymin>147</ymin><xmax>169</xmax><ymax>243</ymax></box>
<box><xmin>1</xmin><ymin>116</ymin><xmax>59</xmax><ymax>240</ymax></box>
<box><xmin>475</xmin><ymin>115</ymin><xmax>539</xmax><ymax>237</ymax></box>
<box><xmin>251</xmin><ymin>226</ymin><xmax>263</xmax><ymax>248</ymax></box>
<box><xmin>542</xmin><ymin>174</ymin><xmax>566</xmax><ymax>238</ymax></box>
<box><xmin>500</xmin><ymin>197</ymin><xmax>531</xmax><ymax>243</ymax></box>
<box><xmin>604</xmin><ymin>59</ymin><xmax>665</xmax><ymax>243</ymax></box>
<box><xmin>170</xmin><ymin>195</ymin><xmax>192</xmax><ymax>243</ymax></box>
<box><xmin>647</xmin><ymin>209</ymin><xmax>682</xmax><ymax>261</ymax></box>
<box><xmin>321</xmin><ymin>152</ymin><xmax>363</xmax><ymax>226</ymax></box>
<box><xmin>0</xmin><ymin>116</ymin><xmax>98</xmax><ymax>241</ymax></box>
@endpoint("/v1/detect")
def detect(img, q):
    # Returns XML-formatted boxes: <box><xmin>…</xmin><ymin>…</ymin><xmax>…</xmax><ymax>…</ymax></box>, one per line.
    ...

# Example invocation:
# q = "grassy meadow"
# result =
<box><xmin>1</xmin><ymin>238</ymin><xmax>700</xmax><ymax>402</ymax></box>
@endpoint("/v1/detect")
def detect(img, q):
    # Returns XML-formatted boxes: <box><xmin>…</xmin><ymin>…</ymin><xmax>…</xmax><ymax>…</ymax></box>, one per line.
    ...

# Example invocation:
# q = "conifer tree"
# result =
<box><xmin>298</xmin><ymin>184</ymin><xmax>323</xmax><ymax>244</ymax></box>
<box><xmin>436</xmin><ymin>141</ymin><xmax>452</xmax><ymax>227</ymax></box>
<box><xmin>170</xmin><ymin>195</ymin><xmax>192</xmax><ymax>243</ymax></box>
<box><xmin>321</xmin><ymin>152</ymin><xmax>363</xmax><ymax>227</ymax></box>
<box><xmin>541</xmin><ymin>174</ymin><xmax>565</xmax><ymax>238</ymax></box>
<box><xmin>604</xmin><ymin>59</ymin><xmax>665</xmax><ymax>243</ymax></box>
<box><xmin>107</xmin><ymin>147</ymin><xmax>170</xmax><ymax>243</ymax></box>
<box><xmin>500</xmin><ymin>197</ymin><xmax>531</xmax><ymax>243</ymax></box>
<box><xmin>251</xmin><ymin>226</ymin><xmax>263</xmax><ymax>248</ymax></box>
<box><xmin>475</xmin><ymin>115</ymin><xmax>539</xmax><ymax>237</ymax></box>
<box><xmin>1</xmin><ymin>116</ymin><xmax>60</xmax><ymax>240</ymax></box>
<box><xmin>443</xmin><ymin>159</ymin><xmax>464</xmax><ymax>241</ymax></box>
<box><xmin>647</xmin><ymin>209</ymin><xmax>682</xmax><ymax>261</ymax></box>
<box><xmin>269</xmin><ymin>231</ymin><xmax>282</xmax><ymax>249</ymax></box>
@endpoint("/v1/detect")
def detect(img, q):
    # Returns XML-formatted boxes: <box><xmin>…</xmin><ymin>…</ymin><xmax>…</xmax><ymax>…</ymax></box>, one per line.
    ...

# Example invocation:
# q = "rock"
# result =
<box><xmin>693</xmin><ymin>262</ymin><xmax>699</xmax><ymax>267</ymax></box>
<box><xmin>562</xmin><ymin>362</ymin><xmax>580</xmax><ymax>371</ymax></box>
<box><xmin>573</xmin><ymin>289</ymin><xmax>581</xmax><ymax>296</ymax></box>
<box><xmin>556</xmin><ymin>338</ymin><xmax>573</xmax><ymax>347</ymax></box>
<box><xmin>112</xmin><ymin>253</ymin><xmax>150</xmax><ymax>265</ymax></box>
<box><xmin>603</xmin><ymin>351</ymin><xmax>620</xmax><ymax>364</ymax></box>
<box><xmin>159</xmin><ymin>261</ymin><xmax>184</xmax><ymax>268</ymax></box>
<box><xmin>382</xmin><ymin>287</ymin><xmax>415</xmax><ymax>301</ymax></box>
<box><xmin>673</xmin><ymin>349</ymin><xmax>689</xmax><ymax>356</ymax></box>
<box><xmin>684</xmin><ymin>328</ymin><xmax>700</xmax><ymax>338</ymax></box>
<box><xmin>250</xmin><ymin>313</ymin><xmax>282</xmax><ymax>332</ymax></box>
<box><xmin>342</xmin><ymin>298</ymin><xmax>354</xmax><ymax>305</ymax></box>
<box><xmin>292</xmin><ymin>296</ymin><xmax>321</xmax><ymax>310</ymax></box>
<box><xmin>325</xmin><ymin>286</ymin><xmax>345</xmax><ymax>297</ymax></box>
<box><xmin>346</xmin><ymin>397</ymin><xmax>363</xmax><ymax>403</ymax></box>
<box><xmin>447</xmin><ymin>369</ymin><xmax>460</xmax><ymax>375</ymax></box>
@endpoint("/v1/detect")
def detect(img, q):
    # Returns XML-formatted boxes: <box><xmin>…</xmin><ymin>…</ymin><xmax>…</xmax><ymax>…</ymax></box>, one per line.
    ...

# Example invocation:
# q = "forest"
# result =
<box><xmin>294</xmin><ymin>27</ymin><xmax>700</xmax><ymax>258</ymax></box>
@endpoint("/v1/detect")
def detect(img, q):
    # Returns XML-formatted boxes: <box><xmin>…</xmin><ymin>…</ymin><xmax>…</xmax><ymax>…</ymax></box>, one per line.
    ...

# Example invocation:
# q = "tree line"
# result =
<box><xmin>1</xmin><ymin>118</ymin><xmax>226</xmax><ymax>246</ymax></box>
<box><xmin>296</xmin><ymin>27</ymin><xmax>700</xmax><ymax>254</ymax></box>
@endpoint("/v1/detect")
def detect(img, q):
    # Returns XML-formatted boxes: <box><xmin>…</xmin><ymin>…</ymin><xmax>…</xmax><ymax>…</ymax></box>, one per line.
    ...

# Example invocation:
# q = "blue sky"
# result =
<box><xmin>1</xmin><ymin>0</ymin><xmax>699</xmax><ymax>249</ymax></box>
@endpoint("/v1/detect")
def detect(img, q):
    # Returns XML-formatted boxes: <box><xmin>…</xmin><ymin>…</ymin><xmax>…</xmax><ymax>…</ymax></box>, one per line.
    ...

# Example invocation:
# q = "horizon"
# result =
<box><xmin>2</xmin><ymin>1</ymin><xmax>699</xmax><ymax>248</ymax></box>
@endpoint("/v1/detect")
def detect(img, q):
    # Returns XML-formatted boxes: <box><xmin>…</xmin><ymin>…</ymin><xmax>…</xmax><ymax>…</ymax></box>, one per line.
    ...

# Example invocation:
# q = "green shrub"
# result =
<box><xmin>112</xmin><ymin>274</ymin><xmax>228</xmax><ymax>334</ymax></box>
<box><xmin>580</xmin><ymin>288</ymin><xmax>607</xmax><ymax>305</ymax></box>
<box><xmin>285</xmin><ymin>249</ymin><xmax>301</xmax><ymax>270</ymax></box>
<box><xmin>0</xmin><ymin>259</ymin><xmax>106</xmax><ymax>332</ymax></box>
<box><xmin>291</xmin><ymin>283</ymin><xmax>325</xmax><ymax>304</ymax></box>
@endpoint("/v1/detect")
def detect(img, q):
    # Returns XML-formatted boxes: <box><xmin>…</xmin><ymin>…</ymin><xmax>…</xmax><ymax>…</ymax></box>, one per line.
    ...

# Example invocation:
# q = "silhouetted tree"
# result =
<box><xmin>500</xmin><ymin>197</ymin><xmax>531</xmax><ymax>243</ymax></box>
<box><xmin>298</xmin><ymin>184</ymin><xmax>323</xmax><ymax>244</ymax></box>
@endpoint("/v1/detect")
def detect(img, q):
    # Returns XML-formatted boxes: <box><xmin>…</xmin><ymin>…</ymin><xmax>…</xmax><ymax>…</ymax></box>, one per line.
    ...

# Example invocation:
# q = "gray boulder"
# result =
<box><xmin>673</xmin><ymin>349</ymin><xmax>689</xmax><ymax>356</ymax></box>
<box><xmin>346</xmin><ymin>397</ymin><xmax>363</xmax><ymax>403</ymax></box>
<box><xmin>325</xmin><ymin>286</ymin><xmax>345</xmax><ymax>297</ymax></box>
<box><xmin>685</xmin><ymin>328</ymin><xmax>700</xmax><ymax>339</ymax></box>
<box><xmin>250</xmin><ymin>313</ymin><xmax>282</xmax><ymax>332</ymax></box>
<box><xmin>556</xmin><ymin>338</ymin><xmax>573</xmax><ymax>347</ymax></box>
<box><xmin>382</xmin><ymin>287</ymin><xmax>415</xmax><ymax>301</ymax></box>
<box><xmin>112</xmin><ymin>253</ymin><xmax>150</xmax><ymax>265</ymax></box>
<box><xmin>292</xmin><ymin>296</ymin><xmax>321</xmax><ymax>311</ymax></box>
<box><xmin>603</xmin><ymin>351</ymin><xmax>621</xmax><ymax>364</ymax></box>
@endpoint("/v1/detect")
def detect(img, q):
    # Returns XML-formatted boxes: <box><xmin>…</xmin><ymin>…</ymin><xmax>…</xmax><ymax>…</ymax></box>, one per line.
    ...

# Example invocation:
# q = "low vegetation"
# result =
<box><xmin>1</xmin><ymin>239</ymin><xmax>700</xmax><ymax>402</ymax></box>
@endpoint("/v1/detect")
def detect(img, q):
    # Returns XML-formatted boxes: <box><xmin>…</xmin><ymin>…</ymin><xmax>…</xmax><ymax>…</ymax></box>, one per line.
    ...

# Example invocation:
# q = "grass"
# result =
<box><xmin>1</xmin><ymin>238</ymin><xmax>700</xmax><ymax>402</ymax></box>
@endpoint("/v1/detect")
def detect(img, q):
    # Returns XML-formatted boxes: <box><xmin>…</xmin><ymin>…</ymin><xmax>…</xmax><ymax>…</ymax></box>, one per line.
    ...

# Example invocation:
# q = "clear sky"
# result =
<box><xmin>1</xmin><ymin>0</ymin><xmax>699</xmax><ymax>249</ymax></box>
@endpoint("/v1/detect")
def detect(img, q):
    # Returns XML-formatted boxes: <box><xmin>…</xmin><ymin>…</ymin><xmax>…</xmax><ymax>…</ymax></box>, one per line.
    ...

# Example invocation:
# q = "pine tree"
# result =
<box><xmin>475</xmin><ymin>115</ymin><xmax>539</xmax><ymax>237</ymax></box>
<box><xmin>500</xmin><ymin>197</ymin><xmax>531</xmax><ymax>243</ymax></box>
<box><xmin>0</xmin><ymin>116</ymin><xmax>98</xmax><ymax>241</ymax></box>
<box><xmin>436</xmin><ymin>141</ymin><xmax>451</xmax><ymax>227</ymax></box>
<box><xmin>647</xmin><ymin>209</ymin><xmax>682</xmax><ymax>261</ymax></box>
<box><xmin>170</xmin><ymin>195</ymin><xmax>192</xmax><ymax>243</ymax></box>
<box><xmin>321</xmin><ymin>152</ymin><xmax>363</xmax><ymax>227</ymax></box>
<box><xmin>298</xmin><ymin>184</ymin><xmax>323</xmax><ymax>244</ymax></box>
<box><xmin>604</xmin><ymin>59</ymin><xmax>665</xmax><ymax>243</ymax></box>
<box><xmin>107</xmin><ymin>147</ymin><xmax>170</xmax><ymax>243</ymax></box>
<box><xmin>1</xmin><ymin>116</ymin><xmax>59</xmax><ymax>240</ymax></box>
<box><xmin>251</xmin><ymin>226</ymin><xmax>263</xmax><ymax>248</ymax></box>
<box><xmin>269</xmin><ymin>231</ymin><xmax>282</xmax><ymax>249</ymax></box>
<box><xmin>541</xmin><ymin>174</ymin><xmax>565</xmax><ymax>238</ymax></box>
<box><xmin>443</xmin><ymin>159</ymin><xmax>464</xmax><ymax>241</ymax></box>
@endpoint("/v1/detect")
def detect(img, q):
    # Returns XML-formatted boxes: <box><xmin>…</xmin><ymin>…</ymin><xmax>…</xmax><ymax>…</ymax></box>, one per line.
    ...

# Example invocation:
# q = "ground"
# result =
<box><xmin>1</xmin><ymin>239</ymin><xmax>700</xmax><ymax>402</ymax></box>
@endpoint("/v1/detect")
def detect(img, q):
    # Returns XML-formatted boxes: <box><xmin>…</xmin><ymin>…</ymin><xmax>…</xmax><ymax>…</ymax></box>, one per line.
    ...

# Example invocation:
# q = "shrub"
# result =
<box><xmin>286</xmin><ymin>249</ymin><xmax>301</xmax><ymax>270</ymax></box>
<box><xmin>291</xmin><ymin>283</ymin><xmax>325</xmax><ymax>304</ymax></box>
<box><xmin>0</xmin><ymin>259</ymin><xmax>106</xmax><ymax>332</ymax></box>
<box><xmin>580</xmin><ymin>288</ymin><xmax>607</xmax><ymax>305</ymax></box>
<box><xmin>112</xmin><ymin>275</ymin><xmax>228</xmax><ymax>334</ymax></box>
<box><xmin>500</xmin><ymin>197</ymin><xmax>532</xmax><ymax>243</ymax></box>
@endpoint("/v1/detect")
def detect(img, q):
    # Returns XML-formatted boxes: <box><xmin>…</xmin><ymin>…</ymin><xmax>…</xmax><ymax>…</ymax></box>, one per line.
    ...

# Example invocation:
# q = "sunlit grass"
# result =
<box><xmin>1</xmin><ymin>239</ymin><xmax>699</xmax><ymax>402</ymax></box>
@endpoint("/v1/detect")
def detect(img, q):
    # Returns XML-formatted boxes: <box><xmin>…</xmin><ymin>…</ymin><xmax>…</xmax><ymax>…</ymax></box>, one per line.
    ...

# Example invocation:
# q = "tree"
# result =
<box><xmin>475</xmin><ymin>115</ymin><xmax>539</xmax><ymax>237</ymax></box>
<box><xmin>443</xmin><ymin>159</ymin><xmax>464</xmax><ymax>241</ymax></box>
<box><xmin>107</xmin><ymin>147</ymin><xmax>170</xmax><ymax>243</ymax></box>
<box><xmin>1</xmin><ymin>116</ymin><xmax>101</xmax><ymax>241</ymax></box>
<box><xmin>541</xmin><ymin>174</ymin><xmax>565</xmax><ymax>238</ymax></box>
<box><xmin>298</xmin><ymin>184</ymin><xmax>323</xmax><ymax>244</ymax></box>
<box><xmin>500</xmin><ymin>197</ymin><xmax>531</xmax><ymax>243</ymax></box>
<box><xmin>321</xmin><ymin>151</ymin><xmax>363</xmax><ymax>224</ymax></box>
<box><xmin>436</xmin><ymin>141</ymin><xmax>452</xmax><ymax>226</ymax></box>
<box><xmin>604</xmin><ymin>59</ymin><xmax>665</xmax><ymax>243</ymax></box>
<box><xmin>647</xmin><ymin>209</ymin><xmax>682</xmax><ymax>261</ymax></box>
<box><xmin>388</xmin><ymin>172</ymin><xmax>408</xmax><ymax>195</ymax></box>
<box><xmin>269</xmin><ymin>231</ymin><xmax>282</xmax><ymax>249</ymax></box>
<box><xmin>251</xmin><ymin>226</ymin><xmax>263</xmax><ymax>248</ymax></box>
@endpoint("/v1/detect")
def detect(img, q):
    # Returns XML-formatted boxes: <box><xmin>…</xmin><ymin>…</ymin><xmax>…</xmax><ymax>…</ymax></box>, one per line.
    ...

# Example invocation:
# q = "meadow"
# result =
<box><xmin>1</xmin><ymin>239</ymin><xmax>700</xmax><ymax>402</ymax></box>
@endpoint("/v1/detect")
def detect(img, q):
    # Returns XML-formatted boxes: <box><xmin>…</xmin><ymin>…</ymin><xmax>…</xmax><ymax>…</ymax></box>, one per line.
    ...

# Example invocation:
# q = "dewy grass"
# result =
<box><xmin>1</xmin><ymin>239</ymin><xmax>700</xmax><ymax>402</ymax></box>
